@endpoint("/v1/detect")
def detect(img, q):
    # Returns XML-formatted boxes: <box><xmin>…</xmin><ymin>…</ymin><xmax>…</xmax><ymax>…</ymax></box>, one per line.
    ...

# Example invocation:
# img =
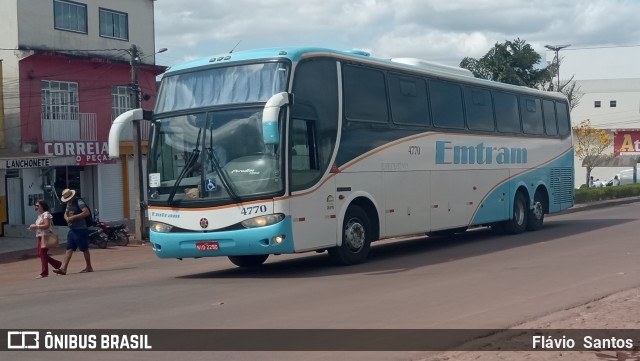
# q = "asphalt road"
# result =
<box><xmin>2</xmin><ymin>201</ymin><xmax>640</xmax><ymax>361</ymax></box>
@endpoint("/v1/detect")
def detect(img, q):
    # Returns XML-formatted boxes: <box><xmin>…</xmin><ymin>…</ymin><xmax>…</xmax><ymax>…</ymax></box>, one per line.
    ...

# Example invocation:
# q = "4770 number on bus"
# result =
<box><xmin>240</xmin><ymin>205</ymin><xmax>267</xmax><ymax>215</ymax></box>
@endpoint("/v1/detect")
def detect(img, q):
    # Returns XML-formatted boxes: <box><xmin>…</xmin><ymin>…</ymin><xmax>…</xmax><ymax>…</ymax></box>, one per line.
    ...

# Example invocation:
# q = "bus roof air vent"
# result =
<box><xmin>391</xmin><ymin>58</ymin><xmax>474</xmax><ymax>77</ymax></box>
<box><xmin>345</xmin><ymin>49</ymin><xmax>370</xmax><ymax>57</ymax></box>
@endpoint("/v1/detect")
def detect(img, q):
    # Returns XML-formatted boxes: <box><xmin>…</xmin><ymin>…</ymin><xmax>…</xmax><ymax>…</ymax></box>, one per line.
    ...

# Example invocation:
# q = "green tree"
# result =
<box><xmin>460</xmin><ymin>38</ymin><xmax>583</xmax><ymax>109</ymax></box>
<box><xmin>460</xmin><ymin>38</ymin><xmax>553</xmax><ymax>88</ymax></box>
<box><xmin>573</xmin><ymin>119</ymin><xmax>612</xmax><ymax>187</ymax></box>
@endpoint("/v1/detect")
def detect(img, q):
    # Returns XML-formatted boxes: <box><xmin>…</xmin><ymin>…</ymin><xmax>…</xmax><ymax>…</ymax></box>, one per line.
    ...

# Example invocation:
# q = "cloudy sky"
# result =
<box><xmin>154</xmin><ymin>0</ymin><xmax>640</xmax><ymax>80</ymax></box>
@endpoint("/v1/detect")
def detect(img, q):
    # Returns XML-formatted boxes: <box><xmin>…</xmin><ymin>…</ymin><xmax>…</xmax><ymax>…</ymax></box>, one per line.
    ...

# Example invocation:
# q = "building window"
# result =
<box><xmin>41</xmin><ymin>80</ymin><xmax>79</xmax><ymax>120</ymax></box>
<box><xmin>610</xmin><ymin>100</ymin><xmax>617</xmax><ymax>107</ymax></box>
<box><xmin>99</xmin><ymin>8</ymin><xmax>129</xmax><ymax>40</ymax></box>
<box><xmin>54</xmin><ymin>0</ymin><xmax>87</xmax><ymax>33</ymax></box>
<box><xmin>112</xmin><ymin>86</ymin><xmax>132</xmax><ymax>121</ymax></box>
<box><xmin>594</xmin><ymin>100</ymin><xmax>601</xmax><ymax>108</ymax></box>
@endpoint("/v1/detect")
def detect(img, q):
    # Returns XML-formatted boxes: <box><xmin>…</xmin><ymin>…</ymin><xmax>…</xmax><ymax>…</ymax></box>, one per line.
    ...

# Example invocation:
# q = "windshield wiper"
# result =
<box><xmin>168</xmin><ymin>128</ymin><xmax>202</xmax><ymax>204</ymax></box>
<box><xmin>205</xmin><ymin>125</ymin><xmax>241</xmax><ymax>203</ymax></box>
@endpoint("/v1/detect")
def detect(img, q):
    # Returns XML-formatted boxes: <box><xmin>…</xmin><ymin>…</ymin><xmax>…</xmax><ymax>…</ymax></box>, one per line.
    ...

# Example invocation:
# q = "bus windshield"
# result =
<box><xmin>148</xmin><ymin>108</ymin><xmax>284</xmax><ymax>205</ymax></box>
<box><xmin>148</xmin><ymin>61</ymin><xmax>289</xmax><ymax>206</ymax></box>
<box><xmin>155</xmin><ymin>62</ymin><xmax>290</xmax><ymax>113</ymax></box>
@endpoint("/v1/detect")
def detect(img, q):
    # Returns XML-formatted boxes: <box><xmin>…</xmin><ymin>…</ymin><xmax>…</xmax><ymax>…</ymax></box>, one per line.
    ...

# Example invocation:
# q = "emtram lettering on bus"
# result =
<box><xmin>435</xmin><ymin>141</ymin><xmax>528</xmax><ymax>165</ymax></box>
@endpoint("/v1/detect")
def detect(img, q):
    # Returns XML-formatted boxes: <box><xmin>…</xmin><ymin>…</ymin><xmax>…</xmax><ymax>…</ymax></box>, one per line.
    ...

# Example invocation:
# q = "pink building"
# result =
<box><xmin>0</xmin><ymin>0</ymin><xmax>164</xmax><ymax>235</ymax></box>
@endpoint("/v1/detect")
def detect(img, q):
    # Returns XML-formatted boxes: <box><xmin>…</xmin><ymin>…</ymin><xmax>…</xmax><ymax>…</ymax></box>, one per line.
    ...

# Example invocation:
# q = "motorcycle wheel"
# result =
<box><xmin>96</xmin><ymin>233</ymin><xmax>108</xmax><ymax>249</ymax></box>
<box><xmin>115</xmin><ymin>231</ymin><xmax>129</xmax><ymax>246</ymax></box>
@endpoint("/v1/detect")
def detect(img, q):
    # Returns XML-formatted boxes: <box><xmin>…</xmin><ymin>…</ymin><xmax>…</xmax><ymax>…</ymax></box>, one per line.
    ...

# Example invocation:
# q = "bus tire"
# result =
<box><xmin>526</xmin><ymin>190</ymin><xmax>545</xmax><ymax>231</ymax></box>
<box><xmin>329</xmin><ymin>206</ymin><xmax>372</xmax><ymax>266</ymax></box>
<box><xmin>503</xmin><ymin>192</ymin><xmax>528</xmax><ymax>234</ymax></box>
<box><xmin>228</xmin><ymin>255</ymin><xmax>269</xmax><ymax>268</ymax></box>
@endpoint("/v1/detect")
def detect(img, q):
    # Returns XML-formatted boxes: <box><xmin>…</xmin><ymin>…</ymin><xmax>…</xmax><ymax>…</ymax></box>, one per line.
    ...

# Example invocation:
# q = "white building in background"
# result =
<box><xmin>570</xmin><ymin>78</ymin><xmax>640</xmax><ymax>188</ymax></box>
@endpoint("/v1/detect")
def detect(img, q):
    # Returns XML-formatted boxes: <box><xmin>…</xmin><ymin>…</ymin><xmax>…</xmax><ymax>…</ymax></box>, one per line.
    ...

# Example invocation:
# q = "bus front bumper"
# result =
<box><xmin>150</xmin><ymin>217</ymin><xmax>294</xmax><ymax>259</ymax></box>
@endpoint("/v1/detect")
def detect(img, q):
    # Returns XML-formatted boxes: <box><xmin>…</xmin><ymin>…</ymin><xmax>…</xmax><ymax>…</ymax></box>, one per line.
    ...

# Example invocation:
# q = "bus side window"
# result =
<box><xmin>556</xmin><ymin>102</ymin><xmax>571</xmax><ymax>136</ymax></box>
<box><xmin>290</xmin><ymin>118</ymin><xmax>320</xmax><ymax>190</ymax></box>
<box><xmin>388</xmin><ymin>73</ymin><xmax>429</xmax><ymax>126</ymax></box>
<box><xmin>343</xmin><ymin>65</ymin><xmax>389</xmax><ymax>123</ymax></box>
<box><xmin>290</xmin><ymin>58</ymin><xmax>339</xmax><ymax>192</ymax></box>
<box><xmin>429</xmin><ymin>79</ymin><xmax>465</xmax><ymax>129</ymax></box>
<box><xmin>542</xmin><ymin>99</ymin><xmax>558</xmax><ymax>135</ymax></box>
<box><xmin>464</xmin><ymin>86</ymin><xmax>495</xmax><ymax>131</ymax></box>
<box><xmin>494</xmin><ymin>91</ymin><xmax>521</xmax><ymax>133</ymax></box>
<box><xmin>520</xmin><ymin>96</ymin><xmax>544</xmax><ymax>135</ymax></box>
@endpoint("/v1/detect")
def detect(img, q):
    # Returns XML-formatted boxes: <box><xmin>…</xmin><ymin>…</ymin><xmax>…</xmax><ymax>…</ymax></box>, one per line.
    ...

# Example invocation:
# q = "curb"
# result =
<box><xmin>560</xmin><ymin>196</ymin><xmax>640</xmax><ymax>214</ymax></box>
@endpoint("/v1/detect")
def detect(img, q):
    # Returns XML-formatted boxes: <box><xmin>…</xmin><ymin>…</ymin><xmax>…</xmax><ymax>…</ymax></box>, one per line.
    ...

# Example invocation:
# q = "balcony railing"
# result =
<box><xmin>41</xmin><ymin>112</ymin><xmax>97</xmax><ymax>141</ymax></box>
<box><xmin>41</xmin><ymin>112</ymin><xmax>151</xmax><ymax>142</ymax></box>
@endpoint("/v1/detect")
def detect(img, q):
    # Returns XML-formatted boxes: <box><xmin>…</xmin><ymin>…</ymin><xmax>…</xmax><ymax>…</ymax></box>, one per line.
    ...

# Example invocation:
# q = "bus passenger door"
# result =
<box><xmin>288</xmin><ymin>117</ymin><xmax>337</xmax><ymax>252</ymax></box>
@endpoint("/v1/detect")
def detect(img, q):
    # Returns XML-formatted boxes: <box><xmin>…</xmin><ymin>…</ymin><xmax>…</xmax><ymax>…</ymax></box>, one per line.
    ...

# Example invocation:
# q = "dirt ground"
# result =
<box><xmin>3</xmin><ymin>245</ymin><xmax>640</xmax><ymax>360</ymax></box>
<box><xmin>426</xmin><ymin>288</ymin><xmax>640</xmax><ymax>361</ymax></box>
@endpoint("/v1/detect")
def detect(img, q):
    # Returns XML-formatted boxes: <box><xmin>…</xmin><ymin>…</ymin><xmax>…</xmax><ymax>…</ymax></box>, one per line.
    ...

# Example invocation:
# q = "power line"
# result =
<box><xmin>545</xmin><ymin>44</ymin><xmax>640</xmax><ymax>51</ymax></box>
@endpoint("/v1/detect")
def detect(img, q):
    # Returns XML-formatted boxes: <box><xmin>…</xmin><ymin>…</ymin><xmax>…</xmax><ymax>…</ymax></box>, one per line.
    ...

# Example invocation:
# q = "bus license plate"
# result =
<box><xmin>196</xmin><ymin>241</ymin><xmax>219</xmax><ymax>251</ymax></box>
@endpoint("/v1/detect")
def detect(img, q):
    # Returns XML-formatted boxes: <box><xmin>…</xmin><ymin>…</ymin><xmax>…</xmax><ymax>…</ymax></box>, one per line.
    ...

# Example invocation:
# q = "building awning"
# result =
<box><xmin>582</xmin><ymin>154</ymin><xmax>640</xmax><ymax>167</ymax></box>
<box><xmin>0</xmin><ymin>149</ymin><xmax>77</xmax><ymax>170</ymax></box>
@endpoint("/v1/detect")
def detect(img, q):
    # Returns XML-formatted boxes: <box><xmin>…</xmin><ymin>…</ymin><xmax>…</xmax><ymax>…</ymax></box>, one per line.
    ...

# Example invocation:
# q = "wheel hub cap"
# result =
<box><xmin>533</xmin><ymin>201</ymin><xmax>543</xmax><ymax>219</ymax></box>
<box><xmin>345</xmin><ymin>219</ymin><xmax>365</xmax><ymax>251</ymax></box>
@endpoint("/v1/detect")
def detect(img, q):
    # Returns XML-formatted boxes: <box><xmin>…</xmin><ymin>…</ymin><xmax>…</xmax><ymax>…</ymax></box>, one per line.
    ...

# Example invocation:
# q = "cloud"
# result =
<box><xmin>154</xmin><ymin>0</ymin><xmax>640</xmax><ymax>78</ymax></box>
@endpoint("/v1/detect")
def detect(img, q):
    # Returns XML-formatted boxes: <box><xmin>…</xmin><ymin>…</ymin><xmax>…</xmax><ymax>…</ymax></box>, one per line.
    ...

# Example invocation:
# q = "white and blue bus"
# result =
<box><xmin>109</xmin><ymin>47</ymin><xmax>574</xmax><ymax>267</ymax></box>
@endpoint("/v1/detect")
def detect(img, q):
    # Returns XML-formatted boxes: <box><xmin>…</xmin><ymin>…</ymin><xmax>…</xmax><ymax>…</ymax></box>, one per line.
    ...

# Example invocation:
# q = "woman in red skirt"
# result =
<box><xmin>29</xmin><ymin>200</ymin><xmax>62</xmax><ymax>278</ymax></box>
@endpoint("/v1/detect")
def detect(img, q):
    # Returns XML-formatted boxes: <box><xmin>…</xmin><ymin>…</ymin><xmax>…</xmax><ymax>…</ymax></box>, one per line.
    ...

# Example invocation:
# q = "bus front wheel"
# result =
<box><xmin>503</xmin><ymin>192</ymin><xmax>528</xmax><ymax>234</ymax></box>
<box><xmin>329</xmin><ymin>206</ymin><xmax>373</xmax><ymax>266</ymax></box>
<box><xmin>228</xmin><ymin>254</ymin><xmax>269</xmax><ymax>268</ymax></box>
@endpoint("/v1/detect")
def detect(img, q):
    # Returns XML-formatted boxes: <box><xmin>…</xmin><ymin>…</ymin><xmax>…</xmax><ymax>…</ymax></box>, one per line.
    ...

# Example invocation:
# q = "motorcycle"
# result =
<box><xmin>94</xmin><ymin>210</ymin><xmax>129</xmax><ymax>247</ymax></box>
<box><xmin>88</xmin><ymin>226</ymin><xmax>108</xmax><ymax>249</ymax></box>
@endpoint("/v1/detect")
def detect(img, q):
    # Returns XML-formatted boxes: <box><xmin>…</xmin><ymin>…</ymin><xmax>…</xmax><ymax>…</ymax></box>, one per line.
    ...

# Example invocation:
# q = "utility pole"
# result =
<box><xmin>129</xmin><ymin>44</ymin><xmax>145</xmax><ymax>243</ymax></box>
<box><xmin>544</xmin><ymin>44</ymin><xmax>571</xmax><ymax>91</ymax></box>
<box><xmin>0</xmin><ymin>59</ymin><xmax>5</xmax><ymax>148</ymax></box>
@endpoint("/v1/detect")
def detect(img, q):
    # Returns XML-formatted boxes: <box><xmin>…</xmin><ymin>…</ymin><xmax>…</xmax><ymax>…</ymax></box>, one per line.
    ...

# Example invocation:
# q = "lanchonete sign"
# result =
<box><xmin>41</xmin><ymin>141</ymin><xmax>115</xmax><ymax>165</ymax></box>
<box><xmin>613</xmin><ymin>130</ymin><xmax>640</xmax><ymax>155</ymax></box>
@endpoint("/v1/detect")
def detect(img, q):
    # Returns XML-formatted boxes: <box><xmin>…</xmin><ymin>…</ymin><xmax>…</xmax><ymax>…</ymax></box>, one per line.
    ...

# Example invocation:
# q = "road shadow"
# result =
<box><xmin>0</xmin><ymin>245</ymin><xmax>130</xmax><ymax>265</ymax></box>
<box><xmin>179</xmin><ymin>217</ymin><xmax>635</xmax><ymax>280</ymax></box>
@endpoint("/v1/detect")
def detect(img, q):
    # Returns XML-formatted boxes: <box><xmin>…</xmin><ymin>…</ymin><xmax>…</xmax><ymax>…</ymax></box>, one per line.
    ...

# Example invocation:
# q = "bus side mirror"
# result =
<box><xmin>262</xmin><ymin>92</ymin><xmax>293</xmax><ymax>145</ymax></box>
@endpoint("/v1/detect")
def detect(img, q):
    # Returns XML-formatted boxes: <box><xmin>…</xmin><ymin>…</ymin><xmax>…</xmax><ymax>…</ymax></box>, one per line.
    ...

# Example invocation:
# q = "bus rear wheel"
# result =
<box><xmin>228</xmin><ymin>255</ymin><xmax>269</xmax><ymax>268</ymax></box>
<box><xmin>329</xmin><ymin>206</ymin><xmax>373</xmax><ymax>266</ymax></box>
<box><xmin>502</xmin><ymin>192</ymin><xmax>528</xmax><ymax>234</ymax></box>
<box><xmin>526</xmin><ymin>190</ymin><xmax>546</xmax><ymax>231</ymax></box>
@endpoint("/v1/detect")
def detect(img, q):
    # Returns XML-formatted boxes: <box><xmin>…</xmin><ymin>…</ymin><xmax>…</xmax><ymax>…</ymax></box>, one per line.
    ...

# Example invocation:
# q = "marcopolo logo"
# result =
<box><xmin>435</xmin><ymin>141</ymin><xmax>528</xmax><ymax>165</ymax></box>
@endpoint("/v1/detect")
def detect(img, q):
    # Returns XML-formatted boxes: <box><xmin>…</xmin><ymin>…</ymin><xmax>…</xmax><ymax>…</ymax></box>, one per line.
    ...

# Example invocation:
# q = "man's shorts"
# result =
<box><xmin>66</xmin><ymin>228</ymin><xmax>89</xmax><ymax>252</ymax></box>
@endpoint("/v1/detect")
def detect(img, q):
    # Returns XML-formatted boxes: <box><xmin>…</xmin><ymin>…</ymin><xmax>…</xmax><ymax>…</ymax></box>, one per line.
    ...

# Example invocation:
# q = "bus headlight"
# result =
<box><xmin>150</xmin><ymin>222</ymin><xmax>173</xmax><ymax>233</ymax></box>
<box><xmin>241</xmin><ymin>214</ymin><xmax>284</xmax><ymax>228</ymax></box>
